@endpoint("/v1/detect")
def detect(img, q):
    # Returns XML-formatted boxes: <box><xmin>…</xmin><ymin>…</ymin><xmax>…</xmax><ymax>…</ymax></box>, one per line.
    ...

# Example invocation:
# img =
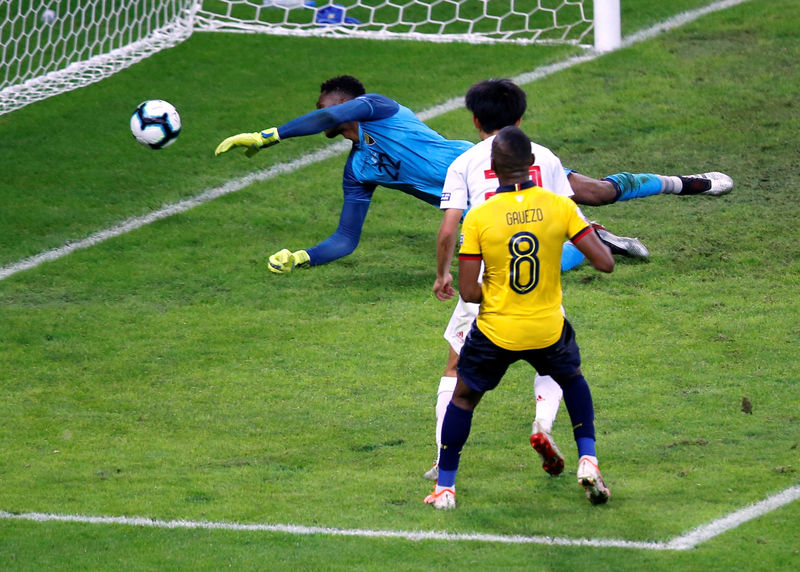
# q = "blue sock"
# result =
<box><xmin>561</xmin><ymin>242</ymin><xmax>585</xmax><ymax>271</ymax></box>
<box><xmin>576</xmin><ymin>437</ymin><xmax>596</xmax><ymax>458</ymax></box>
<box><xmin>437</xmin><ymin>469</ymin><xmax>458</xmax><ymax>488</ymax></box>
<box><xmin>437</xmin><ymin>402</ymin><xmax>473</xmax><ymax>488</ymax></box>
<box><xmin>604</xmin><ymin>172</ymin><xmax>663</xmax><ymax>202</ymax></box>
<box><xmin>557</xmin><ymin>373</ymin><xmax>597</xmax><ymax>446</ymax></box>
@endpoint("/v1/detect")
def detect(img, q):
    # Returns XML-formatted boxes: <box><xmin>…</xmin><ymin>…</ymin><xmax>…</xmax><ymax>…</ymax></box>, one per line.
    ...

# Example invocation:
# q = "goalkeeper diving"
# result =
<box><xmin>215</xmin><ymin>75</ymin><xmax>732</xmax><ymax>274</ymax></box>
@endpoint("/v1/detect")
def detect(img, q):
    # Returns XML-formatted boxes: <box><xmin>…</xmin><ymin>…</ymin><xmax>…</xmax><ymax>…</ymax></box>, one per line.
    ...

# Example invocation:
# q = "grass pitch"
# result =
<box><xmin>1</xmin><ymin>0</ymin><xmax>799</xmax><ymax>569</ymax></box>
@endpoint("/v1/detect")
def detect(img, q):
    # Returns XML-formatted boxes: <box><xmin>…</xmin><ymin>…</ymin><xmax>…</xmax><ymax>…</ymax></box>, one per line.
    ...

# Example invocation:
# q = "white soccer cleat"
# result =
<box><xmin>530</xmin><ymin>421</ymin><xmax>565</xmax><ymax>476</ymax></box>
<box><xmin>576</xmin><ymin>455</ymin><xmax>610</xmax><ymax>505</ymax></box>
<box><xmin>424</xmin><ymin>487</ymin><xmax>456</xmax><ymax>510</ymax></box>
<box><xmin>679</xmin><ymin>172</ymin><xmax>734</xmax><ymax>196</ymax></box>
<box><xmin>423</xmin><ymin>463</ymin><xmax>439</xmax><ymax>481</ymax></box>
<box><xmin>592</xmin><ymin>223</ymin><xmax>650</xmax><ymax>259</ymax></box>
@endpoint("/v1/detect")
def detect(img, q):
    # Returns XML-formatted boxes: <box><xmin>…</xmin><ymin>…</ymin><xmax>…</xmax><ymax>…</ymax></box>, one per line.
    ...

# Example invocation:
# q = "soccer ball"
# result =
<box><xmin>130</xmin><ymin>100</ymin><xmax>181</xmax><ymax>149</ymax></box>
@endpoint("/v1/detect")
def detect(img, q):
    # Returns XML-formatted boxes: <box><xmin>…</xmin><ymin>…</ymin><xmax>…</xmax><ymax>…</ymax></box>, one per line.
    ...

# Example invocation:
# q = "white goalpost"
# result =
<box><xmin>193</xmin><ymin>0</ymin><xmax>597</xmax><ymax>45</ymax></box>
<box><xmin>0</xmin><ymin>0</ymin><xmax>620</xmax><ymax>116</ymax></box>
<box><xmin>593</xmin><ymin>0</ymin><xmax>621</xmax><ymax>52</ymax></box>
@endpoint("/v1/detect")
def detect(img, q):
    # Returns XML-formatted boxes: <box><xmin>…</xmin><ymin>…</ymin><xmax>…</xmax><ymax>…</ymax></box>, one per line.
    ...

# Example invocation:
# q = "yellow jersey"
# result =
<box><xmin>459</xmin><ymin>182</ymin><xmax>591</xmax><ymax>350</ymax></box>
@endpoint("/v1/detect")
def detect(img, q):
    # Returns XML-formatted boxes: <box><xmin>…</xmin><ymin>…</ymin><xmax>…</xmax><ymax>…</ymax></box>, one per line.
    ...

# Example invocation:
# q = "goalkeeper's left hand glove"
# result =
<box><xmin>268</xmin><ymin>248</ymin><xmax>310</xmax><ymax>274</ymax></box>
<box><xmin>215</xmin><ymin>127</ymin><xmax>280</xmax><ymax>157</ymax></box>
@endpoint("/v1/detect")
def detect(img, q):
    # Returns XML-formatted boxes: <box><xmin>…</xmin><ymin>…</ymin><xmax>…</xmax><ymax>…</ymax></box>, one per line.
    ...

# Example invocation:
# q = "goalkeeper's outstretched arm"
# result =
<box><xmin>278</xmin><ymin>97</ymin><xmax>392</xmax><ymax>138</ymax></box>
<box><xmin>215</xmin><ymin>96</ymin><xmax>397</xmax><ymax>156</ymax></box>
<box><xmin>269</xmin><ymin>191</ymin><xmax>372</xmax><ymax>274</ymax></box>
<box><xmin>305</xmin><ymin>198</ymin><xmax>371</xmax><ymax>265</ymax></box>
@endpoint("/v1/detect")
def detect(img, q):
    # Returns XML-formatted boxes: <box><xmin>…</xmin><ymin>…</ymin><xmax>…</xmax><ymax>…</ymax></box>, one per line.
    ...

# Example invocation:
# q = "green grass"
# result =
<box><xmin>1</xmin><ymin>0</ymin><xmax>800</xmax><ymax>569</ymax></box>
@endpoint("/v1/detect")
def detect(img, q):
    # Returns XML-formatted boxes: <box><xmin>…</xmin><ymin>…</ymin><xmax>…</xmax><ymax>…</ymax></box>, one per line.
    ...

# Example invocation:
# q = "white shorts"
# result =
<box><xmin>443</xmin><ymin>298</ymin><xmax>567</xmax><ymax>354</ymax></box>
<box><xmin>443</xmin><ymin>296</ymin><xmax>480</xmax><ymax>355</ymax></box>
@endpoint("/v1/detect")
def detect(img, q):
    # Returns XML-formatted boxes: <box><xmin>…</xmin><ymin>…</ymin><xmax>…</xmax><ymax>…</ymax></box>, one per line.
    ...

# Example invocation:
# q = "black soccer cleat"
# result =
<box><xmin>678</xmin><ymin>172</ymin><xmax>734</xmax><ymax>196</ymax></box>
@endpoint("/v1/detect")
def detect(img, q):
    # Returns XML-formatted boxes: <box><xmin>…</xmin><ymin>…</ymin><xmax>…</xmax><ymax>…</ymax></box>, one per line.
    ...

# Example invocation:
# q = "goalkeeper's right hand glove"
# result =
<box><xmin>268</xmin><ymin>248</ymin><xmax>310</xmax><ymax>274</ymax></box>
<box><xmin>214</xmin><ymin>127</ymin><xmax>280</xmax><ymax>157</ymax></box>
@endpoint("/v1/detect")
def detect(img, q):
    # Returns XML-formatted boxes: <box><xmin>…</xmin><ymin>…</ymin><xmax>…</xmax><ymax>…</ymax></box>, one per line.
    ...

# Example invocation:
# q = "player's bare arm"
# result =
<box><xmin>457</xmin><ymin>257</ymin><xmax>483</xmax><ymax>303</ymax></box>
<box><xmin>433</xmin><ymin>208</ymin><xmax>463</xmax><ymax>301</ymax></box>
<box><xmin>572</xmin><ymin>227</ymin><xmax>615</xmax><ymax>273</ymax></box>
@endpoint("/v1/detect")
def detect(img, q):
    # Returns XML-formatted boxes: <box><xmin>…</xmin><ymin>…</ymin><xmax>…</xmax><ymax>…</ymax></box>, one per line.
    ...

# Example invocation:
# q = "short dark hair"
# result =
<box><xmin>491</xmin><ymin>126</ymin><xmax>533</xmax><ymax>178</ymax></box>
<box><xmin>320</xmin><ymin>75</ymin><xmax>366</xmax><ymax>98</ymax></box>
<box><xmin>465</xmin><ymin>79</ymin><xmax>527</xmax><ymax>133</ymax></box>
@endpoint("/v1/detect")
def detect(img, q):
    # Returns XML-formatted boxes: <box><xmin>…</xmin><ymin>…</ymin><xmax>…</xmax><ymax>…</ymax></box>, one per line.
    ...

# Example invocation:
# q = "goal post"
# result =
<box><xmin>593</xmin><ymin>0</ymin><xmax>622</xmax><ymax>51</ymax></box>
<box><xmin>1</xmin><ymin>0</ymin><xmax>621</xmax><ymax>116</ymax></box>
<box><xmin>192</xmin><ymin>0</ymin><xmax>599</xmax><ymax>46</ymax></box>
<box><xmin>193</xmin><ymin>0</ymin><xmax>620</xmax><ymax>49</ymax></box>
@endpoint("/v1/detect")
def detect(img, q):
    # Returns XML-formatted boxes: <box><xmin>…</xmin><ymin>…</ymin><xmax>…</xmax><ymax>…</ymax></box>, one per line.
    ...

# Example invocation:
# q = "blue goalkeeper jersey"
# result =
<box><xmin>277</xmin><ymin>93</ymin><xmax>472</xmax><ymax>265</ymax></box>
<box><xmin>344</xmin><ymin>96</ymin><xmax>472</xmax><ymax>206</ymax></box>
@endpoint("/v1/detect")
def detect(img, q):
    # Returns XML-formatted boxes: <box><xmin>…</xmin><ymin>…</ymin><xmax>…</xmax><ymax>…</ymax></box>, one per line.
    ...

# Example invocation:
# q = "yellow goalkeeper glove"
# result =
<box><xmin>268</xmin><ymin>248</ymin><xmax>310</xmax><ymax>274</ymax></box>
<box><xmin>214</xmin><ymin>127</ymin><xmax>280</xmax><ymax>157</ymax></box>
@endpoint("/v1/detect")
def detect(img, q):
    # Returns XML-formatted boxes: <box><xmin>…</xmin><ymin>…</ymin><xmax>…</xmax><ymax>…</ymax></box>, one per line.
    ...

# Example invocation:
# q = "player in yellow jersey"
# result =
<box><xmin>425</xmin><ymin>126</ymin><xmax>614</xmax><ymax>510</ymax></box>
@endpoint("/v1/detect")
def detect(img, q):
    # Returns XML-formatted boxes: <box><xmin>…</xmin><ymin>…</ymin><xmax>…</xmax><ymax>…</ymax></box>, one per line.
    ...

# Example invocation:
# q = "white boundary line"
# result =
<box><xmin>0</xmin><ymin>141</ymin><xmax>347</xmax><ymax>282</ymax></box>
<box><xmin>0</xmin><ymin>0</ymin><xmax>749</xmax><ymax>282</ymax></box>
<box><xmin>665</xmin><ymin>484</ymin><xmax>800</xmax><ymax>550</ymax></box>
<box><xmin>1</xmin><ymin>484</ymin><xmax>797</xmax><ymax>550</ymax></box>
<box><xmin>2</xmin><ymin>0</ymin><xmax>791</xmax><ymax>553</ymax></box>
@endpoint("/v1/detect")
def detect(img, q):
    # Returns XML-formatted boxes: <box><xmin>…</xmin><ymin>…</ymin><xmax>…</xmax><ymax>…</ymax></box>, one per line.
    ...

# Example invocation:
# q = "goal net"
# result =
<box><xmin>1</xmin><ymin>0</ymin><xmax>618</xmax><ymax>116</ymax></box>
<box><xmin>193</xmin><ymin>0</ymin><xmax>594</xmax><ymax>45</ymax></box>
<box><xmin>0</xmin><ymin>1</ymin><xmax>196</xmax><ymax>116</ymax></box>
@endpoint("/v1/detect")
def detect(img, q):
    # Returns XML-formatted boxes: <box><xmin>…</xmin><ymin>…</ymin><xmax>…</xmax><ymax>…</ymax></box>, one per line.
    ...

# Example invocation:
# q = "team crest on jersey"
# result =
<box><xmin>361</xmin><ymin>131</ymin><xmax>400</xmax><ymax>179</ymax></box>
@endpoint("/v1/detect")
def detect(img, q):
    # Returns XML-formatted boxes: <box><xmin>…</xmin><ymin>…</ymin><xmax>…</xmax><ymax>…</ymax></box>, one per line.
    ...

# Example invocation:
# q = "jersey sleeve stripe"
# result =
<box><xmin>570</xmin><ymin>225</ymin><xmax>593</xmax><ymax>244</ymax></box>
<box><xmin>459</xmin><ymin>253</ymin><xmax>482</xmax><ymax>261</ymax></box>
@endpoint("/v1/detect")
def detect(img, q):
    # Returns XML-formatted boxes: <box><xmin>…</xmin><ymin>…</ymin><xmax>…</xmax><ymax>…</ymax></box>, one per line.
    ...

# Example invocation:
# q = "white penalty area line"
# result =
<box><xmin>1</xmin><ymin>484</ymin><xmax>798</xmax><ymax>551</ymax></box>
<box><xmin>0</xmin><ymin>0</ymin><xmax>750</xmax><ymax>282</ymax></box>
<box><xmin>665</xmin><ymin>484</ymin><xmax>800</xmax><ymax>551</ymax></box>
<box><xmin>0</xmin><ymin>140</ymin><xmax>347</xmax><ymax>282</ymax></box>
<box><xmin>412</xmin><ymin>0</ymin><xmax>751</xmax><ymax>123</ymax></box>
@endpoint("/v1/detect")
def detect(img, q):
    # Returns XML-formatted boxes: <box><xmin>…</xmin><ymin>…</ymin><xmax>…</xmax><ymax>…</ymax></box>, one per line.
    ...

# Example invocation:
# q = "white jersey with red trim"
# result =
<box><xmin>439</xmin><ymin>135</ymin><xmax>573</xmax><ymax>212</ymax></box>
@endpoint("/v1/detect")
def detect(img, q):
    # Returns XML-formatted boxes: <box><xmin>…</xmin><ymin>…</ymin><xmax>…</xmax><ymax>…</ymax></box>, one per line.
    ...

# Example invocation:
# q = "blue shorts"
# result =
<box><xmin>457</xmin><ymin>320</ymin><xmax>582</xmax><ymax>393</ymax></box>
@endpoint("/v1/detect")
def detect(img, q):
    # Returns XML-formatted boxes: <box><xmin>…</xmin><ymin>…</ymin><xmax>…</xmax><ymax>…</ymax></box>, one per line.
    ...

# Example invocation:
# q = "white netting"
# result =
<box><xmin>193</xmin><ymin>1</ymin><xmax>593</xmax><ymax>45</ymax></box>
<box><xmin>1</xmin><ymin>1</ymin><xmax>611</xmax><ymax>116</ymax></box>
<box><xmin>0</xmin><ymin>1</ymin><xmax>197</xmax><ymax>116</ymax></box>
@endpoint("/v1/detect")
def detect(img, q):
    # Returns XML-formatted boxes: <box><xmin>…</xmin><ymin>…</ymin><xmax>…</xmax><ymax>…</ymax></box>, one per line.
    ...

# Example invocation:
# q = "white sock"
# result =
<box><xmin>657</xmin><ymin>175</ymin><xmax>683</xmax><ymax>194</ymax></box>
<box><xmin>533</xmin><ymin>374</ymin><xmax>562</xmax><ymax>434</ymax></box>
<box><xmin>435</xmin><ymin>376</ymin><xmax>457</xmax><ymax>462</ymax></box>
